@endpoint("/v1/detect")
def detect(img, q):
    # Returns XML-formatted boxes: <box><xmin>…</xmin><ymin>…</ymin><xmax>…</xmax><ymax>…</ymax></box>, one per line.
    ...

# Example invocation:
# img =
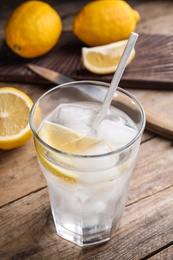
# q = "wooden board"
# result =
<box><xmin>0</xmin><ymin>32</ymin><xmax>173</xmax><ymax>89</ymax></box>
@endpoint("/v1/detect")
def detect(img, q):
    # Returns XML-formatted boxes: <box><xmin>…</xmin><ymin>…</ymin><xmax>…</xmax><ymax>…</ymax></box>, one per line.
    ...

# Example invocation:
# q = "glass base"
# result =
<box><xmin>55</xmin><ymin>224</ymin><xmax>112</xmax><ymax>247</ymax></box>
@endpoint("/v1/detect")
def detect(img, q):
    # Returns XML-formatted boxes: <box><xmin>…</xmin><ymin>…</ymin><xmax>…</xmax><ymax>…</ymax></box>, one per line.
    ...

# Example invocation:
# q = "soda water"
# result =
<box><xmin>37</xmin><ymin>101</ymin><xmax>139</xmax><ymax>246</ymax></box>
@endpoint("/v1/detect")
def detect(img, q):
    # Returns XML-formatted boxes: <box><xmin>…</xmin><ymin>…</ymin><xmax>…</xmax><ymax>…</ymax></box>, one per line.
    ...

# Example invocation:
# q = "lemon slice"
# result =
<box><xmin>36</xmin><ymin>140</ymin><xmax>77</xmax><ymax>183</ymax></box>
<box><xmin>38</xmin><ymin>120</ymin><xmax>101</xmax><ymax>155</ymax></box>
<box><xmin>82</xmin><ymin>40</ymin><xmax>135</xmax><ymax>74</ymax></box>
<box><xmin>37</xmin><ymin>121</ymin><xmax>132</xmax><ymax>183</ymax></box>
<box><xmin>0</xmin><ymin>87</ymin><xmax>33</xmax><ymax>150</ymax></box>
<box><xmin>37</xmin><ymin>120</ymin><xmax>103</xmax><ymax>182</ymax></box>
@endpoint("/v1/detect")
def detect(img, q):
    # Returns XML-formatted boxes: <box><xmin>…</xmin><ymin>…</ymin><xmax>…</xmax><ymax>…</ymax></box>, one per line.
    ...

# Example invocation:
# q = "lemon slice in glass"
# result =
<box><xmin>38</xmin><ymin>120</ymin><xmax>101</xmax><ymax>155</ymax></box>
<box><xmin>37</xmin><ymin>121</ymin><xmax>104</xmax><ymax>182</ymax></box>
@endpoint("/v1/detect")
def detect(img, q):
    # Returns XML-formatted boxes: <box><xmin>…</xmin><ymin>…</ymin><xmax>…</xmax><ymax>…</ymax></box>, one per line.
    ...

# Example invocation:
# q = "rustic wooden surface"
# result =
<box><xmin>0</xmin><ymin>0</ymin><xmax>173</xmax><ymax>259</ymax></box>
<box><xmin>1</xmin><ymin>32</ymin><xmax>173</xmax><ymax>89</ymax></box>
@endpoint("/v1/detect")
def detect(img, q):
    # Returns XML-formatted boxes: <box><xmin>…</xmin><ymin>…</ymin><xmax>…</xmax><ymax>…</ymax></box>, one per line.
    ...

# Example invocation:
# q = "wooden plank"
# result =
<box><xmin>149</xmin><ymin>245</ymin><xmax>173</xmax><ymax>259</ymax></box>
<box><xmin>0</xmin><ymin>139</ymin><xmax>46</xmax><ymax>207</ymax></box>
<box><xmin>0</xmin><ymin>32</ymin><xmax>173</xmax><ymax>89</ymax></box>
<box><xmin>129</xmin><ymin>89</ymin><xmax>173</xmax><ymax>120</ymax></box>
<box><xmin>0</xmin><ymin>183</ymin><xmax>172</xmax><ymax>259</ymax></box>
<box><xmin>129</xmin><ymin>88</ymin><xmax>173</xmax><ymax>141</ymax></box>
<box><xmin>0</xmin><ymin>82</ymin><xmax>49</xmax><ymax>207</ymax></box>
<box><xmin>128</xmin><ymin>136</ymin><xmax>173</xmax><ymax>204</ymax></box>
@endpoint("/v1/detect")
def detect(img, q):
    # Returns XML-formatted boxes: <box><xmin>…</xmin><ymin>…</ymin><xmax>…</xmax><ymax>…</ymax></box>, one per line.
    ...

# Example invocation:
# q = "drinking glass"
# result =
<box><xmin>29</xmin><ymin>80</ymin><xmax>145</xmax><ymax>247</ymax></box>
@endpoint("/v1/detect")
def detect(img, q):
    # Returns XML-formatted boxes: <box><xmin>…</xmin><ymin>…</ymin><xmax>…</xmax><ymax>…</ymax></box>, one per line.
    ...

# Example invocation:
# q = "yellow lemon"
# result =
<box><xmin>73</xmin><ymin>0</ymin><xmax>140</xmax><ymax>46</ymax></box>
<box><xmin>37</xmin><ymin>120</ymin><xmax>131</xmax><ymax>182</ymax></box>
<box><xmin>0</xmin><ymin>87</ymin><xmax>33</xmax><ymax>150</ymax></box>
<box><xmin>38</xmin><ymin>120</ymin><xmax>100</xmax><ymax>155</ymax></box>
<box><xmin>5</xmin><ymin>0</ymin><xmax>62</xmax><ymax>58</ymax></box>
<box><xmin>36</xmin><ymin>139</ymin><xmax>77</xmax><ymax>183</ymax></box>
<box><xmin>82</xmin><ymin>40</ymin><xmax>135</xmax><ymax>74</ymax></box>
<box><xmin>37</xmin><ymin>121</ymin><xmax>102</xmax><ymax>182</ymax></box>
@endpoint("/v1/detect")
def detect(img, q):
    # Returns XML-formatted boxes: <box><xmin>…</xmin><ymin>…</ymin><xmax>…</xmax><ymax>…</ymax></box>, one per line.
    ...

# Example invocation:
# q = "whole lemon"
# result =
<box><xmin>5</xmin><ymin>0</ymin><xmax>62</xmax><ymax>58</ymax></box>
<box><xmin>73</xmin><ymin>0</ymin><xmax>140</xmax><ymax>46</ymax></box>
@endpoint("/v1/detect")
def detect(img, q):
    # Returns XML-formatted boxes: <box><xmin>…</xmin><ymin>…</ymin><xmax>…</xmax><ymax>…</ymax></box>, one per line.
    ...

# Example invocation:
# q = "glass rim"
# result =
<box><xmin>29</xmin><ymin>80</ymin><xmax>146</xmax><ymax>159</ymax></box>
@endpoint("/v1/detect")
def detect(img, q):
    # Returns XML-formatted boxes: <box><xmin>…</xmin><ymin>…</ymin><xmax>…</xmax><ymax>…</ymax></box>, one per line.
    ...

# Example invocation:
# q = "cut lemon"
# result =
<box><xmin>82</xmin><ymin>40</ymin><xmax>135</xmax><ymax>74</ymax></box>
<box><xmin>37</xmin><ymin>120</ymin><xmax>103</xmax><ymax>182</ymax></box>
<box><xmin>38</xmin><ymin>120</ymin><xmax>101</xmax><ymax>155</ymax></box>
<box><xmin>36</xmin><ymin>140</ymin><xmax>77</xmax><ymax>183</ymax></box>
<box><xmin>0</xmin><ymin>87</ymin><xmax>33</xmax><ymax>150</ymax></box>
<box><xmin>37</xmin><ymin>121</ymin><xmax>130</xmax><ymax>183</ymax></box>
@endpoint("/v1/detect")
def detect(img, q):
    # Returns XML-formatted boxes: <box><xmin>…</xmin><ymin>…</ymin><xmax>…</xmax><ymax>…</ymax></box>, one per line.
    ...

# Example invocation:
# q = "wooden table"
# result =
<box><xmin>1</xmin><ymin>1</ymin><xmax>173</xmax><ymax>259</ymax></box>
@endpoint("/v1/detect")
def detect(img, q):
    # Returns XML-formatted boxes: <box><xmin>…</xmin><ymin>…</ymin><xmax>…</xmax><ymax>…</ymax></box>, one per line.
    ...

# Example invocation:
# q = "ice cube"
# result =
<box><xmin>82</xmin><ymin>139</ymin><xmax>112</xmax><ymax>156</ymax></box>
<box><xmin>73</xmin><ymin>139</ymin><xmax>120</xmax><ymax>183</ymax></box>
<box><xmin>63</xmin><ymin>121</ymin><xmax>90</xmax><ymax>135</ymax></box>
<box><xmin>54</xmin><ymin>103</ymin><xmax>98</xmax><ymax>134</ymax></box>
<box><xmin>97</xmin><ymin>119</ymin><xmax>137</xmax><ymax>149</ymax></box>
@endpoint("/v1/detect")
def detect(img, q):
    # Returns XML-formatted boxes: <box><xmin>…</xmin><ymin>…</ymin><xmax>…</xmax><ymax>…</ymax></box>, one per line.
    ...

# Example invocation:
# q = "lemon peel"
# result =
<box><xmin>73</xmin><ymin>0</ymin><xmax>140</xmax><ymax>46</ymax></box>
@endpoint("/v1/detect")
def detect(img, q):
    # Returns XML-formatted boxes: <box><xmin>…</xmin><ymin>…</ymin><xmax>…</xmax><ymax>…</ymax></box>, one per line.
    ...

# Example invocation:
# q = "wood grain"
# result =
<box><xmin>145</xmin><ymin>109</ymin><xmax>173</xmax><ymax>140</ymax></box>
<box><xmin>0</xmin><ymin>139</ymin><xmax>46</xmax><ymax>207</ymax></box>
<box><xmin>0</xmin><ymin>178</ymin><xmax>173</xmax><ymax>259</ymax></box>
<box><xmin>0</xmin><ymin>32</ymin><xmax>173</xmax><ymax>89</ymax></box>
<box><xmin>1</xmin><ymin>0</ymin><xmax>173</xmax><ymax>258</ymax></box>
<box><xmin>128</xmin><ymin>137</ymin><xmax>173</xmax><ymax>204</ymax></box>
<box><xmin>1</xmin><ymin>131</ymin><xmax>173</xmax><ymax>258</ymax></box>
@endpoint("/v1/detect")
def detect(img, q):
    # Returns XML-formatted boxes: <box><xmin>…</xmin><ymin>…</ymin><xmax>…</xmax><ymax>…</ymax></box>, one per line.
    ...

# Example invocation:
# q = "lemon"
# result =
<box><xmin>36</xmin><ymin>121</ymin><xmax>130</xmax><ymax>182</ymax></box>
<box><xmin>73</xmin><ymin>0</ymin><xmax>140</xmax><ymax>46</ymax></box>
<box><xmin>5</xmin><ymin>0</ymin><xmax>62</xmax><ymax>58</ymax></box>
<box><xmin>0</xmin><ymin>87</ymin><xmax>33</xmax><ymax>150</ymax></box>
<box><xmin>38</xmin><ymin>120</ymin><xmax>100</xmax><ymax>155</ymax></box>
<box><xmin>36</xmin><ymin>140</ymin><xmax>77</xmax><ymax>183</ymax></box>
<box><xmin>82</xmin><ymin>40</ymin><xmax>135</xmax><ymax>74</ymax></box>
<box><xmin>37</xmin><ymin>121</ymin><xmax>101</xmax><ymax>182</ymax></box>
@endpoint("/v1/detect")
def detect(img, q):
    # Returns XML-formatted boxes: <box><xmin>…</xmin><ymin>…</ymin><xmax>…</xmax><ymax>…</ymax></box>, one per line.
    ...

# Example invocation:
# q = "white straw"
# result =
<box><xmin>91</xmin><ymin>32</ymin><xmax>139</xmax><ymax>133</ymax></box>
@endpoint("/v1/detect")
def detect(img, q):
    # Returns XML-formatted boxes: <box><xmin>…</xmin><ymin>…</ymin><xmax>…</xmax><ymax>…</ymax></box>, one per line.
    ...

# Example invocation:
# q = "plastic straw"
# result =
<box><xmin>91</xmin><ymin>32</ymin><xmax>139</xmax><ymax>133</ymax></box>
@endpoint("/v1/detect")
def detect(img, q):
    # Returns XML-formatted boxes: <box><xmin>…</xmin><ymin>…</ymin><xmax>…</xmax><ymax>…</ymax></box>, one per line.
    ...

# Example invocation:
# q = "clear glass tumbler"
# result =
<box><xmin>29</xmin><ymin>81</ymin><xmax>145</xmax><ymax>247</ymax></box>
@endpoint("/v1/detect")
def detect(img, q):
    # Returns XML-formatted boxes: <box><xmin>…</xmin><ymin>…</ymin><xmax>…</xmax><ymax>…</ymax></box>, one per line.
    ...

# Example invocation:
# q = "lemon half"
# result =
<box><xmin>0</xmin><ymin>87</ymin><xmax>33</xmax><ymax>150</ymax></box>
